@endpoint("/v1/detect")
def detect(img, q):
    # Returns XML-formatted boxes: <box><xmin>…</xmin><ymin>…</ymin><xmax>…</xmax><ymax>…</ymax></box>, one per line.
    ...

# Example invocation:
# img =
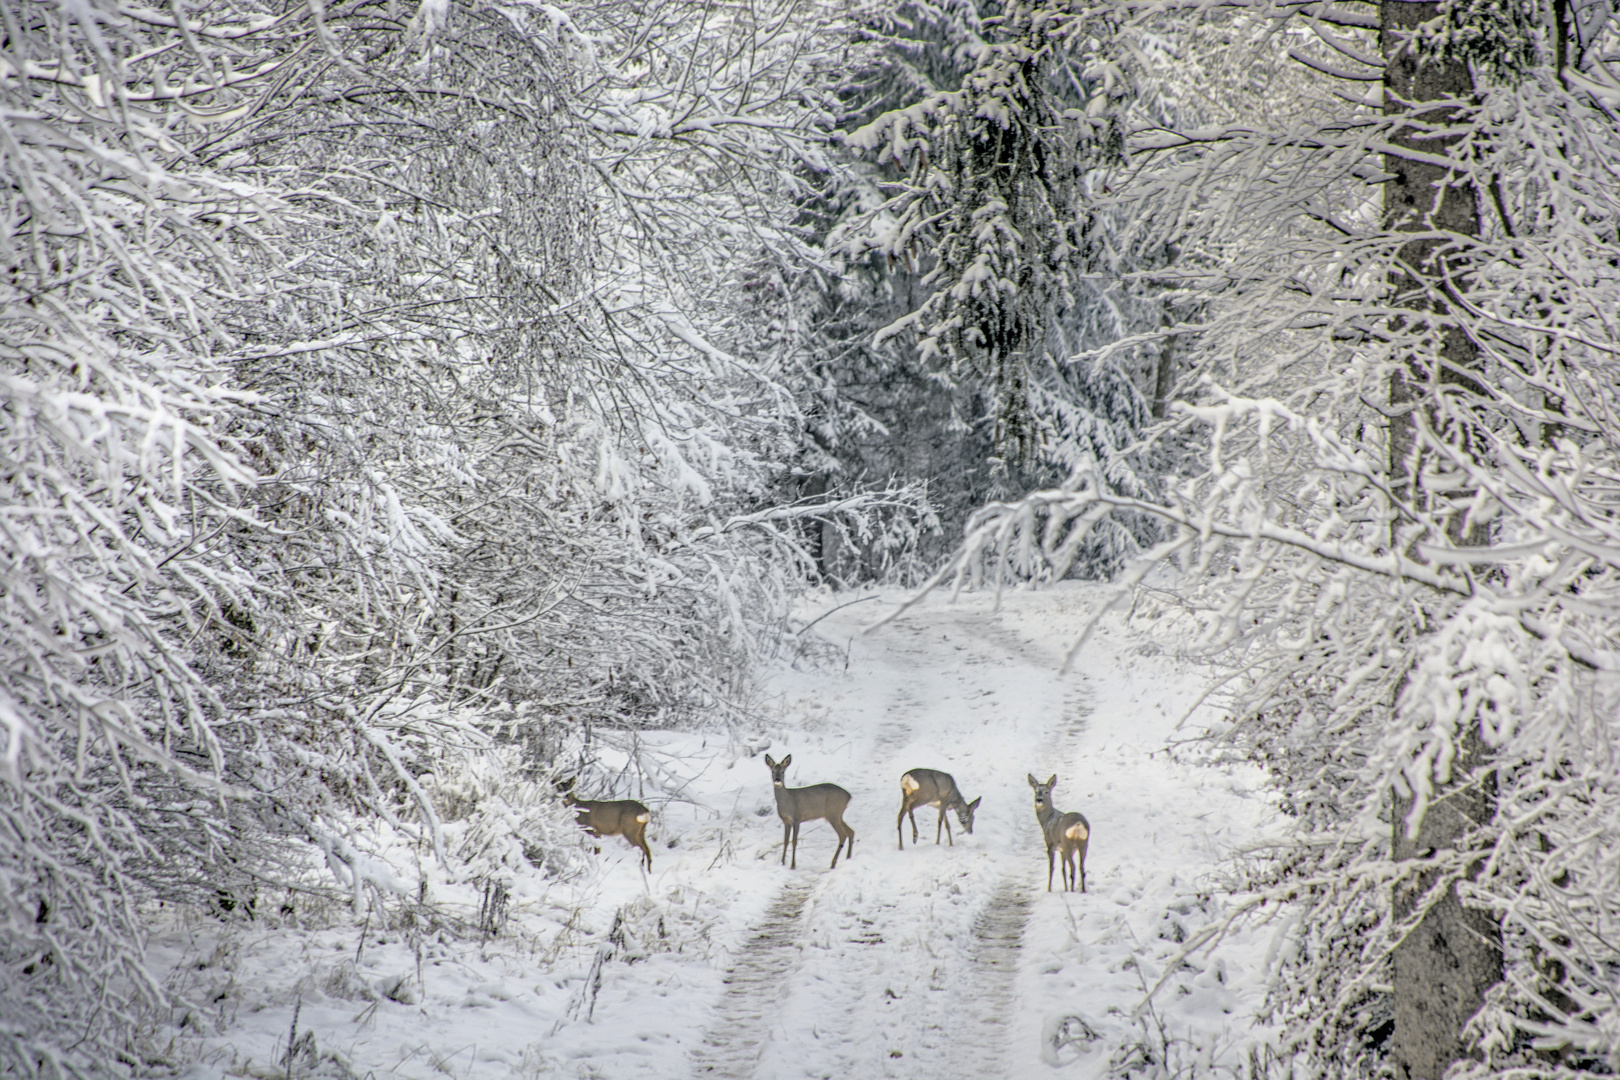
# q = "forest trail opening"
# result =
<box><xmin>149</xmin><ymin>584</ymin><xmax>1273</xmax><ymax>1080</ymax></box>
<box><xmin>680</xmin><ymin>593</ymin><xmax>1091</xmax><ymax>1079</ymax></box>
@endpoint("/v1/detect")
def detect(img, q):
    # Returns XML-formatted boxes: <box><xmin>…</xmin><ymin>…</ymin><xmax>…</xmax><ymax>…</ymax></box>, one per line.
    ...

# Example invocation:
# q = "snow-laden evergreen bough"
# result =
<box><xmin>788</xmin><ymin>0</ymin><xmax>1173</xmax><ymax>580</ymax></box>
<box><xmin>1</xmin><ymin>0</ymin><xmax>922</xmax><ymax>1073</ymax></box>
<box><xmin>893</xmin><ymin>1</ymin><xmax>1620</xmax><ymax>1076</ymax></box>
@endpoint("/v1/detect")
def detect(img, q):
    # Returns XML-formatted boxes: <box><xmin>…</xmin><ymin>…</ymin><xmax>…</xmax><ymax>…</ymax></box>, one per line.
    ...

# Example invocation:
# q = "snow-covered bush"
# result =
<box><xmin>212</xmin><ymin>0</ymin><xmax>932</xmax><ymax>727</ymax></box>
<box><xmin>0</xmin><ymin>0</ymin><xmax>298</xmax><ymax>1070</ymax></box>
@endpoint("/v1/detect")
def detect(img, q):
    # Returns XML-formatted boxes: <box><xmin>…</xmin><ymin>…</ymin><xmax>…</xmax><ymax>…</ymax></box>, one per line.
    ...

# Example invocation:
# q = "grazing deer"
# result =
<box><xmin>561</xmin><ymin>781</ymin><xmax>653</xmax><ymax>872</ymax></box>
<box><xmin>1028</xmin><ymin>773</ymin><xmax>1089</xmax><ymax>892</ymax></box>
<box><xmin>896</xmin><ymin>768</ymin><xmax>981</xmax><ymax>849</ymax></box>
<box><xmin>764</xmin><ymin>754</ymin><xmax>855</xmax><ymax>869</ymax></box>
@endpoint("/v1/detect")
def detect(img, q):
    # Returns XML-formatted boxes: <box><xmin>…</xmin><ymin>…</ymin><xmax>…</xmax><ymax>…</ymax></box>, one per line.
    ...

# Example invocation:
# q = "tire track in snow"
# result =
<box><xmin>690</xmin><ymin>877</ymin><xmax>817</xmax><ymax>1078</ymax></box>
<box><xmin>951</xmin><ymin>679</ymin><xmax>1091</xmax><ymax>1080</ymax></box>
<box><xmin>892</xmin><ymin>686</ymin><xmax>1090</xmax><ymax>1080</ymax></box>
<box><xmin>962</xmin><ymin>879</ymin><xmax>1034</xmax><ymax>1076</ymax></box>
<box><xmin>888</xmin><ymin>609</ymin><xmax>1093</xmax><ymax>1080</ymax></box>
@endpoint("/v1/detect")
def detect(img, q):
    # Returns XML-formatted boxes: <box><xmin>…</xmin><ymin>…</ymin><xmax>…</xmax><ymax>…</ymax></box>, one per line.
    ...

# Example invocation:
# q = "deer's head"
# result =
<box><xmin>1028</xmin><ymin>773</ymin><xmax>1057</xmax><ymax>815</ymax></box>
<box><xmin>956</xmin><ymin>795</ymin><xmax>983</xmax><ymax>834</ymax></box>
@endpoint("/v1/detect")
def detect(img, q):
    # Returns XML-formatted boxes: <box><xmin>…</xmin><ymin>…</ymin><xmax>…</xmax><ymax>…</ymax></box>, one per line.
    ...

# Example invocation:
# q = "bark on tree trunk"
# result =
<box><xmin>1383</xmin><ymin>0</ymin><xmax>1484</xmax><ymax>537</ymax></box>
<box><xmin>1151</xmin><ymin>300</ymin><xmax>1176</xmax><ymax>421</ymax></box>
<box><xmin>1381</xmin><ymin>5</ymin><xmax>1504</xmax><ymax>1076</ymax></box>
<box><xmin>1390</xmin><ymin>730</ymin><xmax>1501</xmax><ymax>1079</ymax></box>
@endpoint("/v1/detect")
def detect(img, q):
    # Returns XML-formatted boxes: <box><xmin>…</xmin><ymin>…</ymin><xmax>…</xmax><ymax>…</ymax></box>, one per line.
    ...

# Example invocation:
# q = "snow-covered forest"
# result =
<box><xmin>6</xmin><ymin>0</ymin><xmax>1620</xmax><ymax>1076</ymax></box>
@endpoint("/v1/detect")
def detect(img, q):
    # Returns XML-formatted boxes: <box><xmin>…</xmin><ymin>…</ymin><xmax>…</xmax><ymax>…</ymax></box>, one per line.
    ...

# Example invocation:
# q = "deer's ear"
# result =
<box><xmin>968</xmin><ymin>797</ymin><xmax>982</xmax><ymax>811</ymax></box>
<box><xmin>1046</xmin><ymin>774</ymin><xmax>1057</xmax><ymax>789</ymax></box>
<box><xmin>781</xmin><ymin>754</ymin><xmax>791</xmax><ymax>768</ymax></box>
<box><xmin>1027</xmin><ymin>773</ymin><xmax>1039</xmax><ymax>788</ymax></box>
<box><xmin>764</xmin><ymin>754</ymin><xmax>776</xmax><ymax>768</ymax></box>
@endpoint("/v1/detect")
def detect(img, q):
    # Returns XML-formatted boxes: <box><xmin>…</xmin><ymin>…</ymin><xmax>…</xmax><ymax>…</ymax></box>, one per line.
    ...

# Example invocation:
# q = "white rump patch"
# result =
<box><xmin>636</xmin><ymin>813</ymin><xmax>651</xmax><ymax>824</ymax></box>
<box><xmin>1066</xmin><ymin>822</ymin><xmax>1089</xmax><ymax>841</ymax></box>
<box><xmin>900</xmin><ymin>775</ymin><xmax>921</xmax><ymax>796</ymax></box>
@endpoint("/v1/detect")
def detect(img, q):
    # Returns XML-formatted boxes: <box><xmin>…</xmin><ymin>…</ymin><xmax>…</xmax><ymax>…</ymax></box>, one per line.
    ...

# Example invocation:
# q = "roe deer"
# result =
<box><xmin>563</xmin><ymin>784</ymin><xmax>653</xmax><ymax>872</ymax></box>
<box><xmin>1028</xmin><ymin>773</ymin><xmax>1089</xmax><ymax>892</ymax></box>
<box><xmin>896</xmin><ymin>768</ymin><xmax>981</xmax><ymax>849</ymax></box>
<box><xmin>765</xmin><ymin>754</ymin><xmax>854</xmax><ymax>869</ymax></box>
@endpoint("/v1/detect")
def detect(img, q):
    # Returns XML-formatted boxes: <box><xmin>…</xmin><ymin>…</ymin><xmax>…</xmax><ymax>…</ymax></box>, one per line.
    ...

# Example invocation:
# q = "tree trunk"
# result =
<box><xmin>1389</xmin><ymin>731</ymin><xmax>1501</xmax><ymax>1079</ymax></box>
<box><xmin>1381</xmin><ymin>4</ymin><xmax>1503</xmax><ymax>1076</ymax></box>
<box><xmin>1151</xmin><ymin>300</ymin><xmax>1176</xmax><ymax>421</ymax></box>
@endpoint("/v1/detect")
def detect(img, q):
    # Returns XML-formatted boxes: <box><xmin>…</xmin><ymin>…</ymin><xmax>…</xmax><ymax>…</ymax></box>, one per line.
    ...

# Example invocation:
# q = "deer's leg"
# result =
<box><xmin>1047</xmin><ymin>844</ymin><xmax>1056</xmax><ymax>892</ymax></box>
<box><xmin>942</xmin><ymin>809</ymin><xmax>954</xmax><ymax>846</ymax></box>
<box><xmin>790</xmin><ymin>820</ymin><xmax>800</xmax><ymax>870</ymax></box>
<box><xmin>781</xmin><ymin>818</ymin><xmax>792</xmax><ymax>865</ymax></box>
<box><xmin>909</xmin><ymin>806</ymin><xmax>920</xmax><ymax>844</ymax></box>
<box><xmin>1078</xmin><ymin>840</ymin><xmax>1088</xmax><ymax>893</ymax></box>
<box><xmin>897</xmin><ymin>802</ymin><xmax>909</xmax><ymax>850</ymax></box>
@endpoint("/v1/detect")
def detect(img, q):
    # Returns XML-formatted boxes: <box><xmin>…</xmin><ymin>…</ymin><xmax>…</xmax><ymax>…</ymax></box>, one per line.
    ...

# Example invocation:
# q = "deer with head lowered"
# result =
<box><xmin>560</xmin><ymin>780</ymin><xmax>652</xmax><ymax>872</ymax></box>
<box><xmin>764</xmin><ymin>754</ymin><xmax>854</xmax><ymax>869</ymax></box>
<box><xmin>1028</xmin><ymin>773</ymin><xmax>1088</xmax><ymax>892</ymax></box>
<box><xmin>896</xmin><ymin>768</ymin><xmax>981</xmax><ymax>849</ymax></box>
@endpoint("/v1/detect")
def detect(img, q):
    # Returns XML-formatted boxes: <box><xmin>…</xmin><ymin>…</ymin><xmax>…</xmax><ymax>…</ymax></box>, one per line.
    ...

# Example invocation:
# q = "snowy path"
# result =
<box><xmin>152</xmin><ymin>583</ymin><xmax>1278</xmax><ymax>1080</ymax></box>
<box><xmin>678</xmin><ymin>594</ymin><xmax>1118</xmax><ymax>1080</ymax></box>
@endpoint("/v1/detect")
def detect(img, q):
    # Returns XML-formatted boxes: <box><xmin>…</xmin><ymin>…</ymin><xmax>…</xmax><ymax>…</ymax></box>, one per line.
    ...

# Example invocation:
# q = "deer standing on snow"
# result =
<box><xmin>896</xmin><ymin>768</ymin><xmax>981</xmax><ymax>849</ymax></box>
<box><xmin>561</xmin><ymin>780</ymin><xmax>653</xmax><ymax>872</ymax></box>
<box><xmin>765</xmin><ymin>754</ymin><xmax>855</xmax><ymax>869</ymax></box>
<box><xmin>1028</xmin><ymin>773</ymin><xmax>1089</xmax><ymax>892</ymax></box>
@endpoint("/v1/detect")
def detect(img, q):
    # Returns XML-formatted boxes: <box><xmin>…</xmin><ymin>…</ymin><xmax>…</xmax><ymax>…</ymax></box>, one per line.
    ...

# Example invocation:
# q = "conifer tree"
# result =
<box><xmin>803</xmin><ymin>0</ymin><xmax>1166</xmax><ymax>580</ymax></box>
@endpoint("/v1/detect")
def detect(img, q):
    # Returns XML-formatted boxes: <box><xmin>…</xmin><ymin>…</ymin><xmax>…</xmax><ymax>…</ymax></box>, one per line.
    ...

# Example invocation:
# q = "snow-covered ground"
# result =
<box><xmin>147</xmin><ymin>582</ymin><xmax>1281</xmax><ymax>1079</ymax></box>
